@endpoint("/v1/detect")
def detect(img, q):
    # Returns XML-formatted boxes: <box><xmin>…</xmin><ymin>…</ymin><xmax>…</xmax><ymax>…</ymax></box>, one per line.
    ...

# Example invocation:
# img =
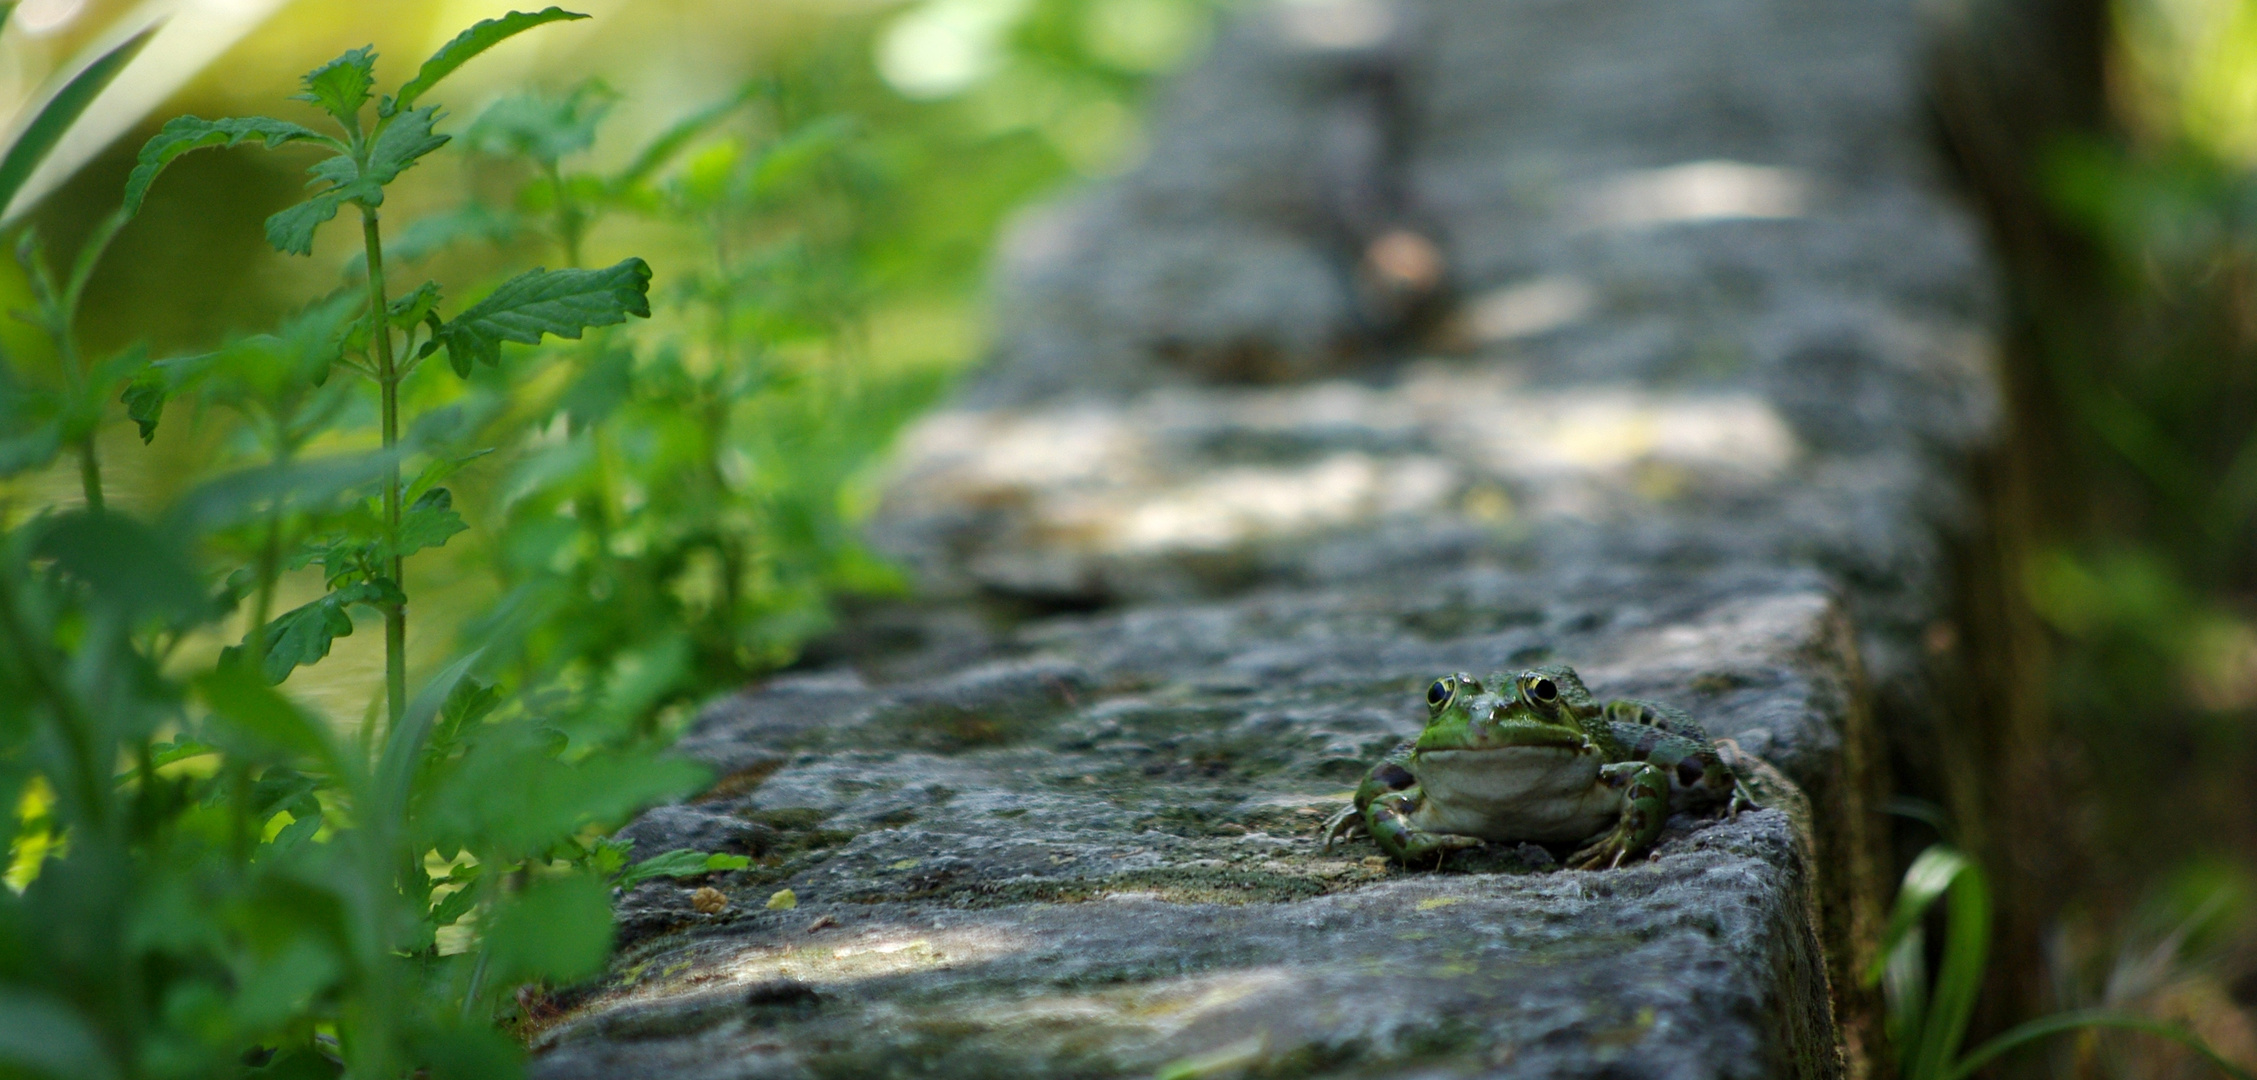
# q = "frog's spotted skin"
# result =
<box><xmin>1323</xmin><ymin>665</ymin><xmax>1761</xmax><ymax>870</ymax></box>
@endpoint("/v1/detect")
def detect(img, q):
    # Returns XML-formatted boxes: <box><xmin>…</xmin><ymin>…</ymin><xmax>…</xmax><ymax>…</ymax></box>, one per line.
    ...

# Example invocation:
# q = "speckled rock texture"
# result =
<box><xmin>532</xmin><ymin>0</ymin><xmax>1994</xmax><ymax>1075</ymax></box>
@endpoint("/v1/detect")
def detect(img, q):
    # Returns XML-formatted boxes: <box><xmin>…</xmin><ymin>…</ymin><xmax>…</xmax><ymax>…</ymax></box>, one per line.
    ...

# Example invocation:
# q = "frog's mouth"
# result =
<box><xmin>1436</xmin><ymin>729</ymin><xmax>1589</xmax><ymax>753</ymax></box>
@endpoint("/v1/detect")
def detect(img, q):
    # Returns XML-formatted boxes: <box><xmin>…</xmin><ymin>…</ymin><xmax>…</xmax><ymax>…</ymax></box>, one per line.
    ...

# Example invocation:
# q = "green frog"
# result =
<box><xmin>1323</xmin><ymin>665</ymin><xmax>1762</xmax><ymax>869</ymax></box>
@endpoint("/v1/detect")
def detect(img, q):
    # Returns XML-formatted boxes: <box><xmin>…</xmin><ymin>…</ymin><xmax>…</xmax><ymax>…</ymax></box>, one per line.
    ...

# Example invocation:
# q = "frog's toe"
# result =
<box><xmin>1565</xmin><ymin>836</ymin><xmax>1627</xmax><ymax>871</ymax></box>
<box><xmin>1320</xmin><ymin>806</ymin><xmax>1362</xmax><ymax>849</ymax></box>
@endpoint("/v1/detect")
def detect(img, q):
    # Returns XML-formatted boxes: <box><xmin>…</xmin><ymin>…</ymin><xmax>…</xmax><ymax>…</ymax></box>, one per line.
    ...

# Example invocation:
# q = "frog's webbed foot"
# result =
<box><xmin>1320</xmin><ymin>804</ymin><xmax>1363</xmax><ymax>850</ymax></box>
<box><xmin>1712</xmin><ymin>738</ymin><xmax>1768</xmax><ymax>818</ymax></box>
<box><xmin>1367</xmin><ymin>790</ymin><xmax>1482</xmax><ymax>866</ymax></box>
<box><xmin>1567</xmin><ymin>762</ymin><xmax>1669</xmax><ymax>871</ymax></box>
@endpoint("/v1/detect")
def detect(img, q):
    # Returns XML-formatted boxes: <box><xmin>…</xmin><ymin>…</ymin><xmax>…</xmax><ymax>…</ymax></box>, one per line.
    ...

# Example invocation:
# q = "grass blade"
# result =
<box><xmin>0</xmin><ymin>21</ymin><xmax>161</xmax><ymax>219</ymax></box>
<box><xmin>1908</xmin><ymin>852</ymin><xmax>1990</xmax><ymax>1080</ymax></box>
<box><xmin>1946</xmin><ymin>1010</ymin><xmax>2257</xmax><ymax>1080</ymax></box>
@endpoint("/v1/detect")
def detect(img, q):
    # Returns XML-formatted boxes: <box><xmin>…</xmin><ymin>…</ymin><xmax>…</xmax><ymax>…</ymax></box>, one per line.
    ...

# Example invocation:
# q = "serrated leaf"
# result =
<box><xmin>436</xmin><ymin>257</ymin><xmax>652</xmax><ymax>373</ymax></box>
<box><xmin>124</xmin><ymin>115</ymin><xmax>337</xmax><ymax>218</ymax></box>
<box><xmin>264</xmin><ymin>107</ymin><xmax>446</xmax><ymax>255</ymax></box>
<box><xmin>365</xmin><ymin>105</ymin><xmax>450</xmax><ymax>186</ymax></box>
<box><xmin>264</xmin><ymin>187</ymin><xmax>353</xmax><ymax>256</ymax></box>
<box><xmin>392</xmin><ymin>8</ymin><xmax>589</xmax><ymax>115</ymax></box>
<box><xmin>119</xmin><ymin>351</ymin><xmax>215</xmax><ymax>443</ymax></box>
<box><xmin>392</xmin><ymin>486</ymin><xmax>468</xmax><ymax>559</ymax></box>
<box><xmin>249</xmin><ymin>766</ymin><xmax>322</xmax><ymax>822</ymax></box>
<box><xmin>294</xmin><ymin>46</ymin><xmax>375</xmax><ymax>127</ymax></box>
<box><xmin>0</xmin><ymin>23</ymin><xmax>158</xmax><ymax>221</ymax></box>
<box><xmin>242</xmin><ymin>578</ymin><xmax>400</xmax><ymax>684</ymax></box>
<box><xmin>427</xmin><ymin>867</ymin><xmax>484</xmax><ymax>928</ymax></box>
<box><xmin>389</xmin><ymin>280</ymin><xmax>443</xmax><ymax>329</ymax></box>
<box><xmin>120</xmin><ymin>366</ymin><xmax>168</xmax><ymax>443</ymax></box>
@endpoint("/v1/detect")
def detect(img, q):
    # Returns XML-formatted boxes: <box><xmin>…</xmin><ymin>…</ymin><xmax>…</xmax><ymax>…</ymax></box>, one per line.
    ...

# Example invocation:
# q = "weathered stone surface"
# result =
<box><xmin>536</xmin><ymin>0</ymin><xmax>1996</xmax><ymax>1073</ymax></box>
<box><xmin>543</xmin><ymin>576</ymin><xmax>1850</xmax><ymax>1079</ymax></box>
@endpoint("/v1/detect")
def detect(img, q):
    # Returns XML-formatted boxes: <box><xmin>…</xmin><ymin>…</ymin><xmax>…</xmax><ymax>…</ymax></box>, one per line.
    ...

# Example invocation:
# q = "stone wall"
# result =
<box><xmin>532</xmin><ymin>0</ymin><xmax>1997</xmax><ymax>1074</ymax></box>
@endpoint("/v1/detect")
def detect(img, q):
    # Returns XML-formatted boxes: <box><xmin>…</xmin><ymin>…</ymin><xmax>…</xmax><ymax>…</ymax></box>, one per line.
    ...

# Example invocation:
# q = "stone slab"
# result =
<box><xmin>535</xmin><ymin>570</ymin><xmax>1856</xmax><ymax>1078</ymax></box>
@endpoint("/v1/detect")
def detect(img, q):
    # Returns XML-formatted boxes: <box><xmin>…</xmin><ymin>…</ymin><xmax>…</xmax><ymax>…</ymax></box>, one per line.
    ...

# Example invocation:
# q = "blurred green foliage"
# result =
<box><xmin>0</xmin><ymin>0</ymin><xmax>1224</xmax><ymax>1074</ymax></box>
<box><xmin>1869</xmin><ymin>843</ymin><xmax>2252</xmax><ymax>1080</ymax></box>
<box><xmin>2012</xmin><ymin>0</ymin><xmax>2257</xmax><ymax>890</ymax></box>
<box><xmin>1937</xmin><ymin>0</ymin><xmax>2257</xmax><ymax>1065</ymax></box>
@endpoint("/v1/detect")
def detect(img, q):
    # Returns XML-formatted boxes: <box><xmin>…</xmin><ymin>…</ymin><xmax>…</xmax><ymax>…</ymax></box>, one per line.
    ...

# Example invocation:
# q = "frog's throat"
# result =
<box><xmin>1411</xmin><ymin>745</ymin><xmax>1621</xmax><ymax>843</ymax></box>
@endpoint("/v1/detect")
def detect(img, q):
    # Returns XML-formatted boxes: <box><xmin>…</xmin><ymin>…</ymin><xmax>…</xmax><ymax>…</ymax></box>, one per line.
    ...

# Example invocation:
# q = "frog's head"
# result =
<box><xmin>1414</xmin><ymin>665</ymin><xmax>1597</xmax><ymax>752</ymax></box>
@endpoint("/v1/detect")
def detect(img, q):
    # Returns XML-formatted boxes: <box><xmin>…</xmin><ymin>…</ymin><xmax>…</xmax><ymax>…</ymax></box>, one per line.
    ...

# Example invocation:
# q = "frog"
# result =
<box><xmin>1322</xmin><ymin>664</ymin><xmax>1760</xmax><ymax>870</ymax></box>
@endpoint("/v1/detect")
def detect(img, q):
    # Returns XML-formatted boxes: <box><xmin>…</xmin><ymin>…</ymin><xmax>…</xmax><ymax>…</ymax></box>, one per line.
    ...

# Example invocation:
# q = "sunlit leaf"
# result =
<box><xmin>615</xmin><ymin>849</ymin><xmax>752</xmax><ymax>890</ymax></box>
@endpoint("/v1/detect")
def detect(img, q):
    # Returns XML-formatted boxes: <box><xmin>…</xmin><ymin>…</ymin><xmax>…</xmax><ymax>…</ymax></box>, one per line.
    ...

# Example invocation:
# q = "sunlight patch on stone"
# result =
<box><xmin>1574</xmin><ymin>161</ymin><xmax>1812</xmax><ymax>230</ymax></box>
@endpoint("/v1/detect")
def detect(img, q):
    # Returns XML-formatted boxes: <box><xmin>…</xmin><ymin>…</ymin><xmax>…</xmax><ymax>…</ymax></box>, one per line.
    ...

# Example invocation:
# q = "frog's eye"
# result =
<box><xmin>1530</xmin><ymin>677</ymin><xmax>1558</xmax><ymax>704</ymax></box>
<box><xmin>1426</xmin><ymin>677</ymin><xmax>1456</xmax><ymax>710</ymax></box>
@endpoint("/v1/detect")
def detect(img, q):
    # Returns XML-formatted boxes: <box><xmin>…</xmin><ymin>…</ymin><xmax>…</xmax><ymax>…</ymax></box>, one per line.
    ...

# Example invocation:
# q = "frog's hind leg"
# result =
<box><xmin>1366</xmin><ymin>789</ymin><xmax>1483</xmax><ymax>866</ymax></box>
<box><xmin>1566</xmin><ymin>762</ymin><xmax>1670</xmax><ymax>870</ymax></box>
<box><xmin>1602</xmin><ymin>699</ymin><xmax>1710</xmax><ymax>741</ymax></box>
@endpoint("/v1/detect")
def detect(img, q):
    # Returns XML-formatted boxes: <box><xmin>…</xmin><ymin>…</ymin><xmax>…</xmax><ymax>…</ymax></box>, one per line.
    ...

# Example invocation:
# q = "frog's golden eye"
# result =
<box><xmin>1426</xmin><ymin>677</ymin><xmax>1456</xmax><ymax>710</ymax></box>
<box><xmin>1530</xmin><ymin>676</ymin><xmax>1558</xmax><ymax>703</ymax></box>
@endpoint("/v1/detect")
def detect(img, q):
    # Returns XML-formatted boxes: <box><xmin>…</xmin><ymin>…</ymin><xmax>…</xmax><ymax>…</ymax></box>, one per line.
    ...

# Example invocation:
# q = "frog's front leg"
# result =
<box><xmin>1364</xmin><ymin>788</ymin><xmax>1483</xmax><ymax>866</ymax></box>
<box><xmin>1324</xmin><ymin>743</ymin><xmax>1417</xmax><ymax>849</ymax></box>
<box><xmin>1566</xmin><ymin>762</ymin><xmax>1670</xmax><ymax>870</ymax></box>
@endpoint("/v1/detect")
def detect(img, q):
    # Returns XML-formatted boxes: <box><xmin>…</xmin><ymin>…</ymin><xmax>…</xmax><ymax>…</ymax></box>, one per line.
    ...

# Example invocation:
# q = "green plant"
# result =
<box><xmin>0</xmin><ymin>12</ymin><xmax>759</xmax><ymax>1079</ymax></box>
<box><xmin>424</xmin><ymin>74</ymin><xmax>944</xmax><ymax>708</ymax></box>
<box><xmin>1870</xmin><ymin>844</ymin><xmax>2254</xmax><ymax>1080</ymax></box>
<box><xmin>0</xmin><ymin>15</ymin><xmax>164</xmax><ymax>508</ymax></box>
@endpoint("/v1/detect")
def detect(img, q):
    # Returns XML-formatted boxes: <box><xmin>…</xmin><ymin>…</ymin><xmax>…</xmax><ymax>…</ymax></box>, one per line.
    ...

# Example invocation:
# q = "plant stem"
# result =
<box><xmin>76</xmin><ymin>438</ymin><xmax>102</xmax><ymax>511</ymax></box>
<box><xmin>52</xmin><ymin>211</ymin><xmax>129</xmax><ymax>514</ymax></box>
<box><xmin>362</xmin><ymin>207</ymin><xmax>407</xmax><ymax>732</ymax></box>
<box><xmin>544</xmin><ymin>160</ymin><xmax>584</xmax><ymax>269</ymax></box>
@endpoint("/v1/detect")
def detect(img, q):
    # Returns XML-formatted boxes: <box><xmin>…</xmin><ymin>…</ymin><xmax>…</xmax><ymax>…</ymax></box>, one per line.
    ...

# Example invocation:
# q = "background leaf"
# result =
<box><xmin>435</xmin><ymin>258</ymin><xmax>652</xmax><ymax>373</ymax></box>
<box><xmin>478</xmin><ymin>873</ymin><xmax>611</xmax><ymax>986</ymax></box>
<box><xmin>32</xmin><ymin>511</ymin><xmax>209</xmax><ymax>624</ymax></box>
